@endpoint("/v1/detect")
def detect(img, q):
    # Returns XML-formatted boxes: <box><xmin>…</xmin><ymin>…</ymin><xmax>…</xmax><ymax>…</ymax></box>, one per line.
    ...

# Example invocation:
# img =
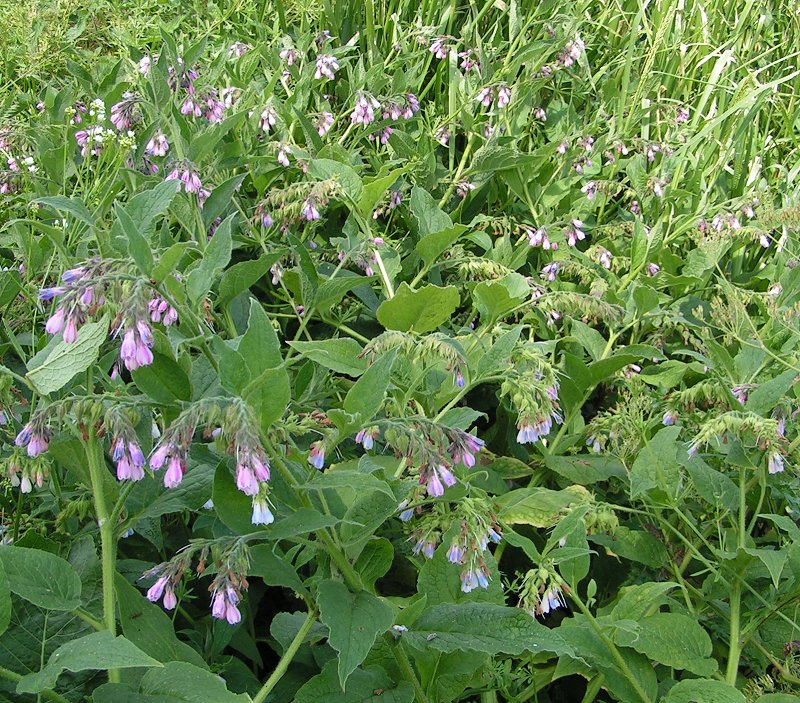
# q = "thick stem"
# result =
<box><xmin>389</xmin><ymin>637</ymin><xmax>431</xmax><ymax>703</ymax></box>
<box><xmin>252</xmin><ymin>609</ymin><xmax>318</xmax><ymax>703</ymax></box>
<box><xmin>85</xmin><ymin>433</ymin><xmax>120</xmax><ymax>683</ymax></box>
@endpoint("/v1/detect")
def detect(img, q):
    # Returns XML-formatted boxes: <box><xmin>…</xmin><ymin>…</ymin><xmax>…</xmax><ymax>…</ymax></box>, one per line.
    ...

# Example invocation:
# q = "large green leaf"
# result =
<box><xmin>115</xmin><ymin>575</ymin><xmax>207</xmax><ymax>668</ymax></box>
<box><xmin>495</xmin><ymin>486</ymin><xmax>591</xmax><ymax>527</ymax></box>
<box><xmin>0</xmin><ymin>559</ymin><xmax>10</xmax><ymax>637</ymax></box>
<box><xmin>629</xmin><ymin>426</ymin><xmax>682</xmax><ymax>500</ymax></box>
<box><xmin>16</xmin><ymin>631</ymin><xmax>161</xmax><ymax>694</ymax></box>
<box><xmin>403</xmin><ymin>603</ymin><xmax>574</xmax><ymax>656</ymax></box>
<box><xmin>238</xmin><ymin>299</ymin><xmax>283</xmax><ymax>371</ymax></box>
<box><xmin>132</xmin><ymin>352</ymin><xmax>192</xmax><ymax>404</ymax></box>
<box><xmin>288</xmin><ymin>339</ymin><xmax>368</xmax><ymax>377</ymax></box>
<box><xmin>186</xmin><ymin>215</ymin><xmax>233</xmax><ymax>302</ymax></box>
<box><xmin>294</xmin><ymin>660</ymin><xmax>413</xmax><ymax>703</ymax></box>
<box><xmin>343</xmin><ymin>348</ymin><xmax>396</xmax><ymax>420</ymax></box>
<box><xmin>0</xmin><ymin>547</ymin><xmax>81</xmax><ymax>610</ymax></box>
<box><xmin>317</xmin><ymin>580</ymin><xmax>395</xmax><ymax>687</ymax></box>
<box><xmin>614</xmin><ymin>613</ymin><xmax>717</xmax><ymax>676</ymax></box>
<box><xmin>27</xmin><ymin>316</ymin><xmax>109</xmax><ymax>395</ymax></box>
<box><xmin>409</xmin><ymin>186</ymin><xmax>451</xmax><ymax>235</ymax></box>
<box><xmin>376</xmin><ymin>283</ymin><xmax>459</xmax><ymax>333</ymax></box>
<box><xmin>663</xmin><ymin>679</ymin><xmax>745</xmax><ymax>703</ymax></box>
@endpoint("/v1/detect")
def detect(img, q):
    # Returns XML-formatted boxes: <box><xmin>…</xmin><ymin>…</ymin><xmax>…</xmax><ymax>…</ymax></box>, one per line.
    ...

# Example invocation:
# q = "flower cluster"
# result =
<box><xmin>517</xmin><ymin>566</ymin><xmax>567</xmax><ymax>618</ymax></box>
<box><xmin>476</xmin><ymin>85</ymin><xmax>512</xmax><ymax>108</ymax></box>
<box><xmin>4</xmin><ymin>453</ymin><xmax>49</xmax><ymax>493</ymax></box>
<box><xmin>500</xmin><ymin>350</ymin><xmax>562</xmax><ymax>445</ymax></box>
<box><xmin>253</xmin><ymin>179</ymin><xmax>340</xmax><ymax>229</ymax></box>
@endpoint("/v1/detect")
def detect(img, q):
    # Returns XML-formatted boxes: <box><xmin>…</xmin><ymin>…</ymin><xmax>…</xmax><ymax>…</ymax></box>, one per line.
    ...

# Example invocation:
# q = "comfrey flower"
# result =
<box><xmin>166</xmin><ymin>164</ymin><xmax>203</xmax><ymax>195</ymax></box>
<box><xmin>228</xmin><ymin>41</ymin><xmax>251</xmax><ymax>58</ymax></box>
<box><xmin>429</xmin><ymin>35</ymin><xmax>449</xmax><ymax>59</ymax></box>
<box><xmin>351</xmin><ymin>94</ymin><xmax>380</xmax><ymax>126</ymax></box>
<box><xmin>541</xmin><ymin>262</ymin><xmax>559</xmax><ymax>282</ymax></box>
<box><xmin>301</xmin><ymin>197</ymin><xmax>321</xmax><ymax>221</ymax></box>
<box><xmin>308</xmin><ymin>441</ymin><xmax>325</xmax><ymax>469</ymax></box>
<box><xmin>646</xmin><ymin>262</ymin><xmax>660</xmax><ymax>276</ymax></box>
<box><xmin>259</xmin><ymin>106</ymin><xmax>277</xmax><ymax>132</ymax></box>
<box><xmin>279</xmin><ymin>47</ymin><xmax>299</xmax><ymax>66</ymax></box>
<box><xmin>768</xmin><ymin>451</ymin><xmax>785</xmax><ymax>475</ymax></box>
<box><xmin>148</xmin><ymin>295</ymin><xmax>178</xmax><ymax>325</ymax></box>
<box><xmin>146</xmin><ymin>575</ymin><xmax>178</xmax><ymax>610</ymax></box>
<box><xmin>211</xmin><ymin>586</ymin><xmax>242</xmax><ymax>624</ymax></box>
<box><xmin>526</xmin><ymin>226</ymin><xmax>555</xmax><ymax>250</ymax></box>
<box><xmin>316</xmin><ymin>111</ymin><xmax>334</xmax><ymax>136</ymax></box>
<box><xmin>449</xmin><ymin>433</ymin><xmax>484</xmax><ymax>468</ymax></box>
<box><xmin>581</xmin><ymin>181</ymin><xmax>597</xmax><ymax>200</ymax></box>
<box><xmin>15</xmin><ymin>422</ymin><xmax>51</xmax><ymax>458</ymax></box>
<box><xmin>421</xmin><ymin>463</ymin><xmax>457</xmax><ymax>497</ymax></box>
<box><xmin>496</xmin><ymin>85</ymin><xmax>512</xmax><ymax>108</ymax></box>
<box><xmin>119</xmin><ymin>319</ymin><xmax>155</xmax><ymax>371</ymax></box>
<box><xmin>276</xmin><ymin>143</ymin><xmax>291</xmax><ymax>167</ymax></box>
<box><xmin>662</xmin><ymin>410</ymin><xmax>678</xmax><ymax>426</ymax></box>
<box><xmin>180</xmin><ymin>96</ymin><xmax>203</xmax><ymax>117</ymax></box>
<box><xmin>355</xmin><ymin>427</ymin><xmax>380</xmax><ymax>450</ymax></box>
<box><xmin>518</xmin><ymin>567</ymin><xmax>567</xmax><ymax>618</ymax></box>
<box><xmin>456</xmin><ymin>181</ymin><xmax>475</xmax><ymax>199</ymax></box>
<box><xmin>564</xmin><ymin>219</ymin><xmax>586</xmax><ymax>247</ymax></box>
<box><xmin>150</xmin><ymin>440</ymin><xmax>188</xmax><ymax>488</ymax></box>
<box><xmin>145</xmin><ymin>132</ymin><xmax>169</xmax><ymax>157</ymax></box>
<box><xmin>110</xmin><ymin>92</ymin><xmax>140</xmax><ymax>131</ymax></box>
<box><xmin>476</xmin><ymin>87</ymin><xmax>494</xmax><ymax>108</ymax></box>
<box><xmin>314</xmin><ymin>54</ymin><xmax>339</xmax><ymax>80</ymax></box>
<box><xmin>202</xmin><ymin>90</ymin><xmax>226</xmax><ymax>123</ymax></box>
<box><xmin>112</xmin><ymin>436</ymin><xmax>146</xmax><ymax>481</ymax></box>
<box><xmin>138</xmin><ymin>55</ymin><xmax>153</xmax><ymax>75</ymax></box>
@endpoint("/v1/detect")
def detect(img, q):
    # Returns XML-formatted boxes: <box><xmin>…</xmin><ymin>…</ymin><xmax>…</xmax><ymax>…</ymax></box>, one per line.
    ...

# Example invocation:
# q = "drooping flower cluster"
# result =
<box><xmin>517</xmin><ymin>565</ymin><xmax>567</xmax><ymax>618</ymax></box>
<box><xmin>106</xmin><ymin>408</ymin><xmax>147</xmax><ymax>481</ymax></box>
<box><xmin>3</xmin><ymin>453</ymin><xmax>50</xmax><ymax>494</ymax></box>
<box><xmin>314</xmin><ymin>54</ymin><xmax>339</xmax><ymax>80</ymax></box>
<box><xmin>165</xmin><ymin>161</ymin><xmax>210</xmax><ymax>204</ymax></box>
<box><xmin>14</xmin><ymin>412</ymin><xmax>51</xmax><ymax>458</ymax></box>
<box><xmin>351</xmin><ymin>94</ymin><xmax>381</xmax><ymax>126</ymax></box>
<box><xmin>500</xmin><ymin>348</ymin><xmax>562</xmax><ymax>445</ymax></box>
<box><xmin>476</xmin><ymin>85</ymin><xmax>512</xmax><ymax>109</ymax></box>
<box><xmin>110</xmin><ymin>92</ymin><xmax>141</xmax><ymax>131</ymax></box>
<box><xmin>379</xmin><ymin>418</ymin><xmax>484</xmax><ymax>497</ymax></box>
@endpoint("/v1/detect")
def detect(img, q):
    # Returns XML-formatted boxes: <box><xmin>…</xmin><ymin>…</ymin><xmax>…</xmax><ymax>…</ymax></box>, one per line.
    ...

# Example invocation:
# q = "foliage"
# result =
<box><xmin>2</xmin><ymin>1</ymin><xmax>800</xmax><ymax>702</ymax></box>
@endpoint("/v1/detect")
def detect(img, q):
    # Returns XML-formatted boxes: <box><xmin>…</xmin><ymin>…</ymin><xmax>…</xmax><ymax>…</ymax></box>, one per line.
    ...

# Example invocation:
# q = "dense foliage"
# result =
<box><xmin>2</xmin><ymin>1</ymin><xmax>800</xmax><ymax>701</ymax></box>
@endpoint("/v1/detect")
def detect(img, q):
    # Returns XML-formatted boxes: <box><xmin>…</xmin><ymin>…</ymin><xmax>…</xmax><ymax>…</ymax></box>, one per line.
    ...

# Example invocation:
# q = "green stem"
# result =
<box><xmin>0</xmin><ymin>666</ymin><xmax>72</xmax><ymax>703</ymax></box>
<box><xmin>73</xmin><ymin>607</ymin><xmax>104</xmax><ymax>631</ymax></box>
<box><xmin>85</xmin><ymin>432</ymin><xmax>120</xmax><ymax>683</ymax></box>
<box><xmin>560</xmin><ymin>577</ymin><xmax>653</xmax><ymax>703</ymax></box>
<box><xmin>389</xmin><ymin>638</ymin><xmax>431</xmax><ymax>703</ymax></box>
<box><xmin>252</xmin><ymin>609</ymin><xmax>318</xmax><ymax>703</ymax></box>
<box><xmin>726</xmin><ymin>464</ymin><xmax>748</xmax><ymax>685</ymax></box>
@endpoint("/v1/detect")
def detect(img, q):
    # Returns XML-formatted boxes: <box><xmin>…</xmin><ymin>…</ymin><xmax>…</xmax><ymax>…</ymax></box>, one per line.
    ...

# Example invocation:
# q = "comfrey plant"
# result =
<box><xmin>2</xmin><ymin>4</ymin><xmax>800</xmax><ymax>703</ymax></box>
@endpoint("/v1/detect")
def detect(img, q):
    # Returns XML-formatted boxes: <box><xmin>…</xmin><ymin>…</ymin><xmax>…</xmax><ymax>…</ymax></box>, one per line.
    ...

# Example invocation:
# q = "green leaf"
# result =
<box><xmin>238</xmin><ymin>299</ymin><xmax>282</xmax><ymax>371</ymax></box>
<box><xmin>589</xmin><ymin>527</ymin><xmax>669</xmax><ymax>568</ymax></box>
<box><xmin>630</xmin><ymin>217</ymin><xmax>649</xmax><ymax>272</ymax></box>
<box><xmin>663</xmin><ymin>679</ymin><xmax>745</xmax><ymax>703</ymax></box>
<box><xmin>27</xmin><ymin>316</ymin><xmax>109</xmax><ymax>395</ymax></box>
<box><xmin>570</xmin><ymin>319</ymin><xmax>607</xmax><ymax>362</ymax></box>
<box><xmin>116</xmin><ymin>203</ymin><xmax>153</xmax><ymax>275</ymax></box>
<box><xmin>410</xmin><ymin>187</ymin><xmax>451</xmax><ymax>235</ymax></box>
<box><xmin>126</xmin><ymin>179</ymin><xmax>180</xmax><ymax>234</ymax></box>
<box><xmin>187</xmin><ymin>215</ymin><xmax>233</xmax><ymax>302</ymax></box>
<box><xmin>357</xmin><ymin>167</ymin><xmax>408</xmax><ymax>218</ymax></box>
<box><xmin>0</xmin><ymin>559</ymin><xmax>10</xmax><ymax>637</ymax></box>
<box><xmin>212</xmin><ymin>462</ymin><xmax>258</xmax><ymax>535</ymax></box>
<box><xmin>243</xmin><ymin>366</ymin><xmax>290</xmax><ymax>433</ymax></box>
<box><xmin>0</xmin><ymin>546</ymin><xmax>81</xmax><ymax>610</ymax></box>
<box><xmin>404</xmin><ymin>603</ymin><xmax>574</xmax><ymax>656</ymax></box>
<box><xmin>294</xmin><ymin>660</ymin><xmax>414</xmax><ymax>703</ymax></box>
<box><xmin>316</xmin><ymin>272</ymin><xmax>372</xmax><ymax>312</ymax></box>
<box><xmin>744</xmin><ymin>547</ymin><xmax>788</xmax><ymax>589</ymax></box>
<box><xmin>354</xmin><ymin>539</ymin><xmax>393</xmax><ymax>589</ymax></box>
<box><xmin>544</xmin><ymin>455</ymin><xmax>626</xmax><ymax>484</ymax></box>
<box><xmin>495</xmin><ymin>486</ymin><xmax>591</xmax><ymax>527</ymax></box>
<box><xmin>115</xmin><ymin>575</ymin><xmax>207</xmax><ymax>668</ymax></box>
<box><xmin>746</xmin><ymin>369</ymin><xmax>797</xmax><ymax>415</ymax></box>
<box><xmin>288</xmin><ymin>339</ymin><xmax>368</xmax><ymax>377</ymax></box>
<box><xmin>288</xmin><ymin>233</ymin><xmax>319</xmax><ymax>307</ymax></box>
<box><xmin>132</xmin><ymin>352</ymin><xmax>192</xmax><ymax>404</ymax></box>
<box><xmin>344</xmin><ymin>348</ymin><xmax>396</xmax><ymax>420</ymax></box>
<box><xmin>16</xmin><ymin>631</ymin><xmax>161</xmax><ymax>694</ymax></box>
<box><xmin>307</xmin><ymin>159</ymin><xmax>363</xmax><ymax>200</ymax></box>
<box><xmin>680</xmin><ymin>454</ymin><xmax>738</xmax><ymax>510</ymax></box>
<box><xmin>306</xmin><ymin>470</ymin><xmax>395</xmax><ymax>499</ymax></box>
<box><xmin>218</xmin><ymin>252</ymin><xmax>284</xmax><ymax>304</ymax></box>
<box><xmin>317</xmin><ymin>580</ymin><xmax>395</xmax><ymax>687</ymax></box>
<box><xmin>756</xmin><ymin>696</ymin><xmax>800</xmax><ymax>703</ymax></box>
<box><xmin>629</xmin><ymin>426</ymin><xmax>681</xmax><ymax>499</ymax></box>
<box><xmin>611</xmin><ymin>582</ymin><xmax>678</xmax><ymax>621</ymax></box>
<box><xmin>267</xmin><ymin>508</ymin><xmax>340</xmax><ymax>541</ymax></box>
<box><xmin>614</xmin><ymin>613</ymin><xmax>716</xmax><ymax>676</ymax></box>
<box><xmin>417</xmin><ymin>545</ymin><xmax>504</xmax><ymax>606</ymax></box>
<box><xmin>33</xmin><ymin>195</ymin><xmax>94</xmax><ymax>226</ymax></box>
<box><xmin>416</xmin><ymin>225</ymin><xmax>468</xmax><ymax>269</ymax></box>
<box><xmin>248</xmin><ymin>545</ymin><xmax>308</xmax><ymax>596</ymax></box>
<box><xmin>202</xmin><ymin>174</ymin><xmax>246</xmax><ymax>227</ymax></box>
<box><xmin>473</xmin><ymin>273</ymin><xmax>529</xmax><ymax>321</ymax></box>
<box><xmin>376</xmin><ymin>283</ymin><xmax>459</xmax><ymax>333</ymax></box>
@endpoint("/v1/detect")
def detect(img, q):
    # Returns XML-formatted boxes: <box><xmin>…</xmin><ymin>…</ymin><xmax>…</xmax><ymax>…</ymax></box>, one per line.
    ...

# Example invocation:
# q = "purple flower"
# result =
<box><xmin>768</xmin><ymin>451</ymin><xmax>785</xmax><ymax>475</ymax></box>
<box><xmin>351</xmin><ymin>95</ymin><xmax>378</xmax><ymax>126</ymax></box>
<box><xmin>38</xmin><ymin>287</ymin><xmax>65</xmax><ymax>301</ymax></box>
<box><xmin>210</xmin><ymin>588</ymin><xmax>241</xmax><ymax>624</ymax></box>
<box><xmin>476</xmin><ymin>87</ymin><xmax>493</xmax><ymax>107</ymax></box>
<box><xmin>119</xmin><ymin>321</ymin><xmax>154</xmax><ymax>371</ymax></box>
<box><xmin>314</xmin><ymin>54</ymin><xmax>339</xmax><ymax>80</ymax></box>
<box><xmin>540</xmin><ymin>262</ymin><xmax>559</xmax><ymax>282</ymax></box>
<box><xmin>355</xmin><ymin>427</ymin><xmax>379</xmax><ymax>450</ymax></box>
<box><xmin>236</xmin><ymin>463</ymin><xmax>259</xmax><ymax>496</ymax></box>
<box><xmin>308</xmin><ymin>442</ymin><xmax>325</xmax><ymax>469</ymax></box>
<box><xmin>581</xmin><ymin>181</ymin><xmax>597</xmax><ymax>200</ymax></box>
<box><xmin>259</xmin><ymin>106</ymin><xmax>277</xmax><ymax>132</ymax></box>
<box><xmin>455</xmin><ymin>369</ymin><xmax>465</xmax><ymax>388</ymax></box>
<box><xmin>162</xmin><ymin>587</ymin><xmax>177</xmax><ymax>610</ymax></box>
<box><xmin>646</xmin><ymin>262</ymin><xmax>660</xmax><ymax>276</ymax></box>
<box><xmin>180</xmin><ymin>96</ymin><xmax>202</xmax><ymax>117</ymax></box>
<box><xmin>150</xmin><ymin>444</ymin><xmax>170</xmax><ymax>470</ymax></box>
<box><xmin>430</xmin><ymin>36</ymin><xmax>448</xmax><ymax>59</ymax></box>
<box><xmin>145</xmin><ymin>132</ymin><xmax>169</xmax><ymax>156</ymax></box>
<box><xmin>146</xmin><ymin>576</ymin><xmax>168</xmax><ymax>603</ymax></box>
<box><xmin>45</xmin><ymin>308</ymin><xmax>66</xmax><ymax>335</ymax></box>
<box><xmin>316</xmin><ymin>111</ymin><xmax>334</xmax><ymax>136</ymax></box>
<box><xmin>662</xmin><ymin>410</ymin><xmax>678</xmax><ymax>426</ymax></box>
<box><xmin>447</xmin><ymin>543</ymin><xmax>464</xmax><ymax>564</ymax></box>
<box><xmin>63</xmin><ymin>315</ymin><xmax>79</xmax><ymax>343</ymax></box>
<box><xmin>301</xmin><ymin>198</ymin><xmax>320</xmax><ymax>221</ymax></box>
<box><xmin>251</xmin><ymin>496</ymin><xmax>274</xmax><ymax>525</ymax></box>
<box><xmin>564</xmin><ymin>219</ymin><xmax>585</xmax><ymax>247</ymax></box>
<box><xmin>164</xmin><ymin>456</ymin><xmax>185</xmax><ymax>488</ymax></box>
<box><xmin>279</xmin><ymin>48</ymin><xmax>299</xmax><ymax>66</ymax></box>
<box><xmin>277</xmin><ymin>144</ymin><xmax>290</xmax><ymax>167</ymax></box>
<box><xmin>496</xmin><ymin>86</ymin><xmax>511</xmax><ymax>108</ymax></box>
